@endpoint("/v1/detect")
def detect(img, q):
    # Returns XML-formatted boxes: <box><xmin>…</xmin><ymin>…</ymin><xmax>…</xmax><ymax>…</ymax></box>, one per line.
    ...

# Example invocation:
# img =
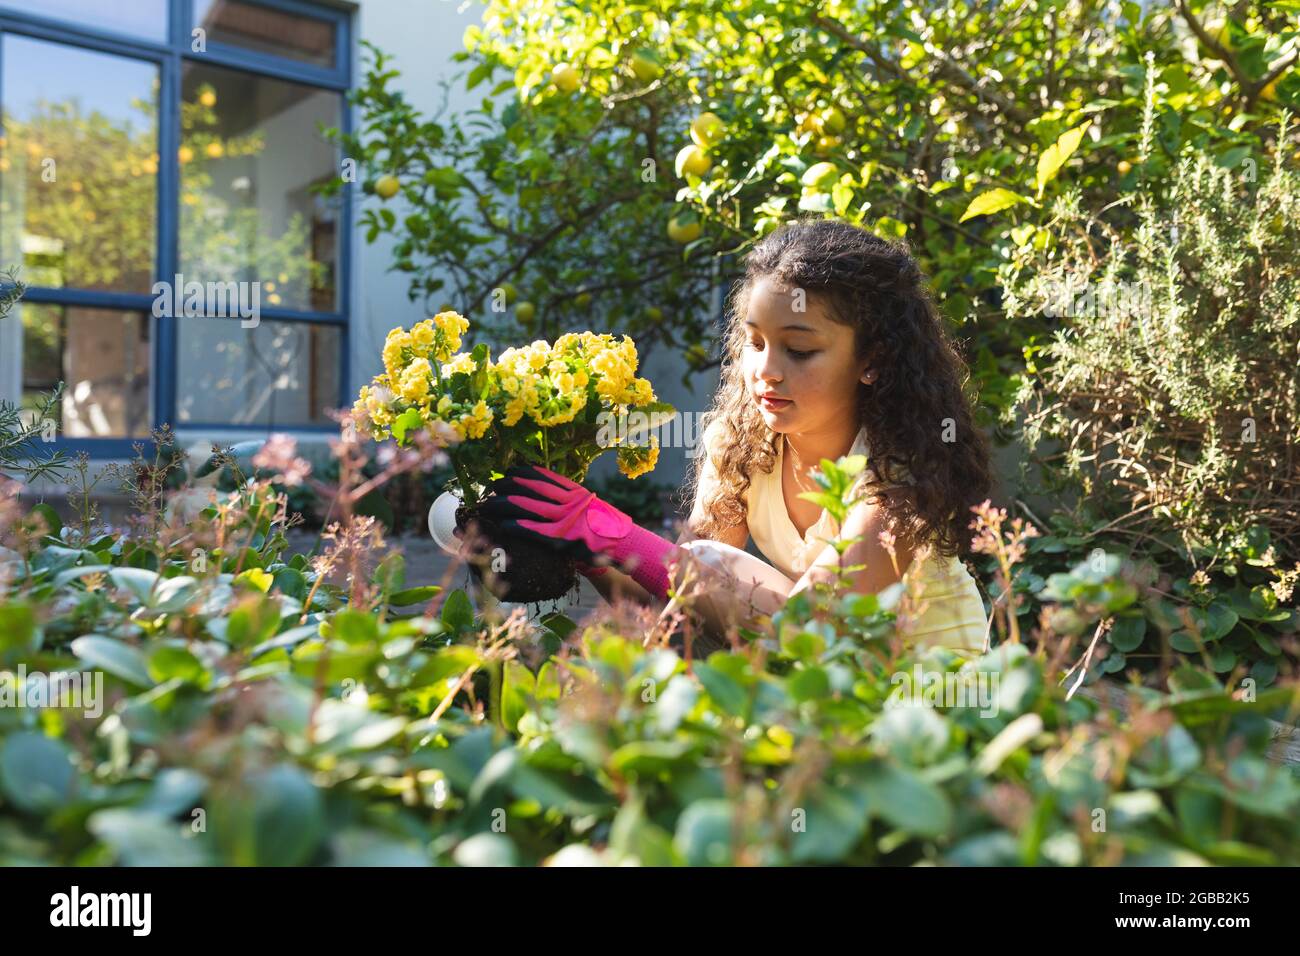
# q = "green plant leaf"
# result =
<box><xmin>324</xmin><ymin>609</ymin><xmax>380</xmax><ymax>645</ymax></box>
<box><xmin>88</xmin><ymin>808</ymin><xmax>211</xmax><ymax>866</ymax></box>
<box><xmin>391</xmin><ymin>408</ymin><xmax>424</xmax><ymax>444</ymax></box>
<box><xmin>441</xmin><ymin>589</ymin><xmax>474</xmax><ymax>632</ymax></box>
<box><xmin>388</xmin><ymin>585</ymin><xmax>440</xmax><ymax>606</ymax></box>
<box><xmin>0</xmin><ymin>732</ymin><xmax>79</xmax><ymax>813</ymax></box>
<box><xmin>1107</xmin><ymin>613</ymin><xmax>1147</xmax><ymax>652</ymax></box>
<box><xmin>693</xmin><ymin>663</ymin><xmax>748</xmax><ymax>717</ymax></box>
<box><xmin>851</xmin><ymin>761</ymin><xmax>953</xmax><ymax>837</ymax></box>
<box><xmin>1036</xmin><ymin>121</ymin><xmax>1091</xmax><ymax>197</ymax></box>
<box><xmin>959</xmin><ymin>188</ymin><xmax>1028</xmax><ymax>222</ymax></box>
<box><xmin>674</xmin><ymin>800</ymin><xmax>735</xmax><ymax>866</ymax></box>
<box><xmin>71</xmin><ymin>634</ymin><xmax>153</xmax><ymax>688</ymax></box>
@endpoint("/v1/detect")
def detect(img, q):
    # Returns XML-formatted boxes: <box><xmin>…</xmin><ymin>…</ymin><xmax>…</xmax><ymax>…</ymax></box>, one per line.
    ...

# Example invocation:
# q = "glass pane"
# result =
<box><xmin>175</xmin><ymin>318</ymin><xmax>340</xmax><ymax>427</ymax></box>
<box><xmin>179</xmin><ymin>63</ymin><xmax>339</xmax><ymax>313</ymax></box>
<box><xmin>193</xmin><ymin>0</ymin><xmax>336</xmax><ymax>68</ymax></box>
<box><xmin>0</xmin><ymin>0</ymin><xmax>168</xmax><ymax>41</ymax></box>
<box><xmin>20</xmin><ymin>304</ymin><xmax>152</xmax><ymax>438</ymax></box>
<box><xmin>0</xmin><ymin>36</ymin><xmax>159</xmax><ymax>293</ymax></box>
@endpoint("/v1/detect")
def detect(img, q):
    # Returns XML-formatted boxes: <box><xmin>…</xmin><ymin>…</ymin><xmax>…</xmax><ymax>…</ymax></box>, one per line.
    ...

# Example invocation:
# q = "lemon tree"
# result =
<box><xmin>322</xmin><ymin>1</ymin><xmax>1297</xmax><ymax>405</ymax></box>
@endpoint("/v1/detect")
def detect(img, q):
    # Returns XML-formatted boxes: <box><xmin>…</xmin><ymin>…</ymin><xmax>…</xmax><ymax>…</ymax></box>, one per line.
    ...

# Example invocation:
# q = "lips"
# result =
<box><xmin>757</xmin><ymin>392</ymin><xmax>792</xmax><ymax>409</ymax></box>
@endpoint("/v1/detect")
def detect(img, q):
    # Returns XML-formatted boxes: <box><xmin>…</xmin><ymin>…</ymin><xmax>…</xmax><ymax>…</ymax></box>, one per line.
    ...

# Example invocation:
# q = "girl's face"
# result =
<box><xmin>741</xmin><ymin>276</ymin><xmax>873</xmax><ymax>435</ymax></box>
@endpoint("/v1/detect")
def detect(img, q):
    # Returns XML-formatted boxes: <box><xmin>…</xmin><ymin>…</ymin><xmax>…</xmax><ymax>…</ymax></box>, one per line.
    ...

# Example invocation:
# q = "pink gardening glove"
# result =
<box><xmin>476</xmin><ymin>464</ymin><xmax>676</xmax><ymax>599</ymax></box>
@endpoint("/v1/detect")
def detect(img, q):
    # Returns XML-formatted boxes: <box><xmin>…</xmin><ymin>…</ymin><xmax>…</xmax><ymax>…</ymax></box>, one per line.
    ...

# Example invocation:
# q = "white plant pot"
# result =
<box><xmin>428</xmin><ymin>489</ymin><xmax>464</xmax><ymax>556</ymax></box>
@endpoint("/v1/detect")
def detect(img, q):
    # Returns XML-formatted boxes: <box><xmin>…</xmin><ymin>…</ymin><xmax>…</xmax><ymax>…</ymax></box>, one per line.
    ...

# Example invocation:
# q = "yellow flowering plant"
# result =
<box><xmin>353</xmin><ymin>312</ymin><xmax>674</xmax><ymax>506</ymax></box>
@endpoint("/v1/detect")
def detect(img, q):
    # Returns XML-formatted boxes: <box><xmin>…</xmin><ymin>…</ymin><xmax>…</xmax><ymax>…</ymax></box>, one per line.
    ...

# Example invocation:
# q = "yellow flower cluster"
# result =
<box><xmin>397</xmin><ymin>357</ymin><xmax>433</xmax><ymax>405</ymax></box>
<box><xmin>381</xmin><ymin>310</ymin><xmax>469</xmax><ymax>382</ymax></box>
<box><xmin>353</xmin><ymin>380</ymin><xmax>396</xmax><ymax>431</ymax></box>
<box><xmin>496</xmin><ymin>338</ymin><xmax>601</xmax><ymax>428</ymax></box>
<box><xmin>441</xmin><ymin>352</ymin><xmax>477</xmax><ymax>377</ymax></box>
<box><xmin>580</xmin><ymin>334</ymin><xmax>656</xmax><ymax>406</ymax></box>
<box><xmin>353</xmin><ymin>310</ymin><xmax>667</xmax><ymax>482</ymax></box>
<box><xmin>617</xmin><ymin>435</ymin><xmax>661</xmax><ymax>480</ymax></box>
<box><xmin>458</xmin><ymin>399</ymin><xmax>495</xmax><ymax>440</ymax></box>
<box><xmin>428</xmin><ymin>394</ymin><xmax>494</xmax><ymax>440</ymax></box>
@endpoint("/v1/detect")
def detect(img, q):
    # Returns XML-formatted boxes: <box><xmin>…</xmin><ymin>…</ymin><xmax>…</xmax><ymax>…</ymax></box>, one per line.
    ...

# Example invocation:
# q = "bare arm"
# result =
<box><xmin>786</xmin><ymin>497</ymin><xmax>917</xmax><ymax>600</ymax></box>
<box><xmin>584</xmin><ymin>435</ymin><xmax>812</xmax><ymax>644</ymax></box>
<box><xmin>667</xmin><ymin>491</ymin><xmax>921</xmax><ymax>644</ymax></box>
<box><xmin>655</xmin><ymin>461</ymin><xmax>808</xmax><ymax>641</ymax></box>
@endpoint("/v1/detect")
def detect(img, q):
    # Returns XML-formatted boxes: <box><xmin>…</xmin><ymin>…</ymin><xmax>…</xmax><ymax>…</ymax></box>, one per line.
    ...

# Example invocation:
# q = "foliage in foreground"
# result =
<box><xmin>0</xmin><ymin>438</ymin><xmax>1297</xmax><ymax>866</ymax></box>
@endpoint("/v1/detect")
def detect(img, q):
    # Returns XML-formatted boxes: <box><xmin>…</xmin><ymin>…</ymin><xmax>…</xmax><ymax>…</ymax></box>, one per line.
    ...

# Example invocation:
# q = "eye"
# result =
<box><xmin>787</xmin><ymin>348</ymin><xmax>817</xmax><ymax>360</ymax></box>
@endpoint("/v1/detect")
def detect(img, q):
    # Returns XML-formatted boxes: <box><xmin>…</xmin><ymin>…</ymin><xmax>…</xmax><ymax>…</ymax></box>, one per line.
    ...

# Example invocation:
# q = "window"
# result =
<box><xmin>22</xmin><ymin>305</ymin><xmax>151</xmax><ymax>438</ymax></box>
<box><xmin>0</xmin><ymin>36</ymin><xmax>159</xmax><ymax>294</ymax></box>
<box><xmin>194</xmin><ymin>0</ymin><xmax>337</xmax><ymax>68</ymax></box>
<box><xmin>179</xmin><ymin>62</ymin><xmax>339</xmax><ymax>312</ymax></box>
<box><xmin>176</xmin><ymin>318</ymin><xmax>339</xmax><ymax>428</ymax></box>
<box><xmin>0</xmin><ymin>0</ymin><xmax>169</xmax><ymax>43</ymax></box>
<box><xmin>0</xmin><ymin>0</ymin><xmax>352</xmax><ymax>454</ymax></box>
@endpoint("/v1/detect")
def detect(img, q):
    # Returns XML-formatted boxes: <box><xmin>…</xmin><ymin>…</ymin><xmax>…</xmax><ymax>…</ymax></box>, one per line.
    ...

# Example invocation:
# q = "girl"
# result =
<box><xmin>477</xmin><ymin>217</ymin><xmax>992</xmax><ymax>652</ymax></box>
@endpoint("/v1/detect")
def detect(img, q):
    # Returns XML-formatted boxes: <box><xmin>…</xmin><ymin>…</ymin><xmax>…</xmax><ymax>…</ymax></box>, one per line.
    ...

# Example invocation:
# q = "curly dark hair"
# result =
<box><xmin>686</xmin><ymin>216</ymin><xmax>992</xmax><ymax>560</ymax></box>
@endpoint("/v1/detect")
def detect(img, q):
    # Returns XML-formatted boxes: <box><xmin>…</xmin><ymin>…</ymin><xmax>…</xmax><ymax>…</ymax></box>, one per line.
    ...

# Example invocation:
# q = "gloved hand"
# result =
<box><xmin>475</xmin><ymin>464</ymin><xmax>675</xmax><ymax>599</ymax></box>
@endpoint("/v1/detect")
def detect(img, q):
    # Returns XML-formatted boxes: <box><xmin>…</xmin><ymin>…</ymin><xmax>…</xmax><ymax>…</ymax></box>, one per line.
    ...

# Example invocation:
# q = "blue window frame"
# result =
<box><xmin>0</xmin><ymin>0</ymin><xmax>353</xmax><ymax>456</ymax></box>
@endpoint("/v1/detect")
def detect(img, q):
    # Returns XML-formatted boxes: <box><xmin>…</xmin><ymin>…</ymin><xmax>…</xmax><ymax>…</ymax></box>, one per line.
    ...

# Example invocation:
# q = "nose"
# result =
<box><xmin>754</xmin><ymin>348</ymin><xmax>783</xmax><ymax>385</ymax></box>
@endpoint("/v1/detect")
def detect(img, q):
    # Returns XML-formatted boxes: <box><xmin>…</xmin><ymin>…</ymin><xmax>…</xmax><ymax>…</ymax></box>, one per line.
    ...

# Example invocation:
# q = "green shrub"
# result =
<box><xmin>0</xmin><ymin>435</ymin><xmax>1295</xmax><ymax>866</ymax></box>
<box><xmin>1003</xmin><ymin>108</ymin><xmax>1300</xmax><ymax>565</ymax></box>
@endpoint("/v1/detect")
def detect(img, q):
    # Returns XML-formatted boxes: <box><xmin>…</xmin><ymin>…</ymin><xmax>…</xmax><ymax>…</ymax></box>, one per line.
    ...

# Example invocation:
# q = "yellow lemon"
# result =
<box><xmin>675</xmin><ymin>144</ymin><xmax>712</xmax><ymax>177</ymax></box>
<box><xmin>795</xmin><ymin>111</ymin><xmax>821</xmax><ymax>136</ymax></box>
<box><xmin>375</xmin><ymin>175</ymin><xmax>401</xmax><ymax>199</ymax></box>
<box><xmin>1117</xmin><ymin>159</ymin><xmax>1133</xmax><ymax>175</ymax></box>
<box><xmin>690</xmin><ymin>111</ymin><xmax>725</xmax><ymax>147</ymax></box>
<box><xmin>814</xmin><ymin>134</ymin><xmax>840</xmax><ymax>155</ymax></box>
<box><xmin>667</xmin><ymin>214</ymin><xmax>701</xmax><ymax>243</ymax></box>
<box><xmin>552</xmin><ymin>63</ymin><xmax>580</xmax><ymax>94</ymax></box>
<box><xmin>629</xmin><ymin>49</ymin><xmax>663</xmax><ymax>84</ymax></box>
<box><xmin>820</xmin><ymin>106</ymin><xmax>846</xmax><ymax>134</ymax></box>
<box><xmin>199</xmin><ymin>89</ymin><xmax>217</xmax><ymax>108</ymax></box>
<box><xmin>205</xmin><ymin>141</ymin><xmax>224</xmax><ymax>158</ymax></box>
<box><xmin>178</xmin><ymin>145</ymin><xmax>194</xmax><ymax>164</ymax></box>
<box><xmin>801</xmin><ymin>161</ymin><xmax>840</xmax><ymax>190</ymax></box>
<box><xmin>1209</xmin><ymin>20</ymin><xmax>1234</xmax><ymax>52</ymax></box>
